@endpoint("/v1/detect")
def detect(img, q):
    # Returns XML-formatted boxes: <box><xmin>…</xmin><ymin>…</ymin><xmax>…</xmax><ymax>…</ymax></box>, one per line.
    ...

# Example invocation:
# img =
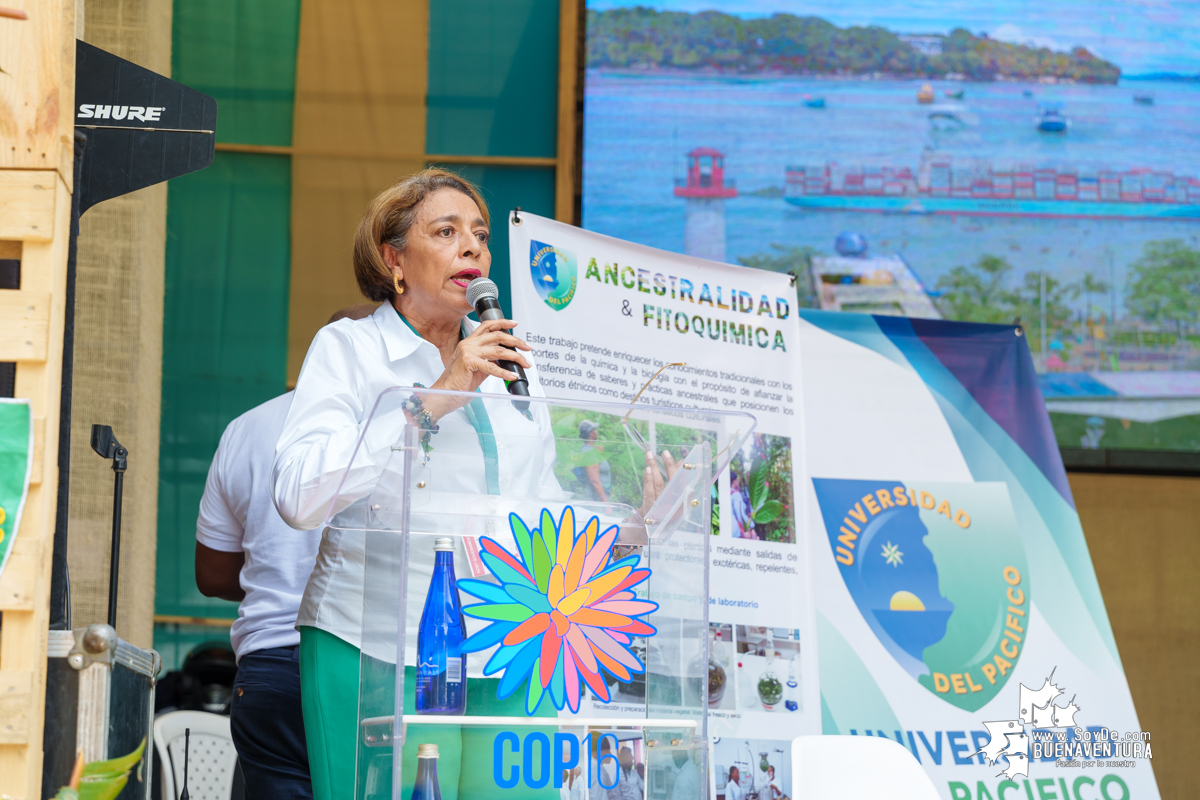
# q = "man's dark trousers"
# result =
<box><xmin>231</xmin><ymin>645</ymin><xmax>312</xmax><ymax>798</ymax></box>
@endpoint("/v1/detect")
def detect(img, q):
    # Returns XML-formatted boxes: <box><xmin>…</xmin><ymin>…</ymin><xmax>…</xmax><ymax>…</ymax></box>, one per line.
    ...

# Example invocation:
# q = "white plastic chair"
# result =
<box><xmin>154</xmin><ymin>710</ymin><xmax>238</xmax><ymax>800</ymax></box>
<box><xmin>791</xmin><ymin>735</ymin><xmax>940</xmax><ymax>800</ymax></box>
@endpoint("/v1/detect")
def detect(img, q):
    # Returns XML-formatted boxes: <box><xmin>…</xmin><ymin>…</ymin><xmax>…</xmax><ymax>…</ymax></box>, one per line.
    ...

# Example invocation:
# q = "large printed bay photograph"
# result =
<box><xmin>583</xmin><ymin>0</ymin><xmax>1200</xmax><ymax>454</ymax></box>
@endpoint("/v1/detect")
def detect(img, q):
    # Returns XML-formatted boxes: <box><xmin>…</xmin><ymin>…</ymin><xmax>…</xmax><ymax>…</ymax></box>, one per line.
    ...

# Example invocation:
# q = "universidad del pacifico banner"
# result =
<box><xmin>508</xmin><ymin>212</ymin><xmax>1157</xmax><ymax>799</ymax></box>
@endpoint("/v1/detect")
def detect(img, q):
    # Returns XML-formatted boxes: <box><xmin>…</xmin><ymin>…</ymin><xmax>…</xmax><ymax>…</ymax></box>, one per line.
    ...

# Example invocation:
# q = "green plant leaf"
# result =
<box><xmin>78</xmin><ymin>738</ymin><xmax>145</xmax><ymax>800</ymax></box>
<box><xmin>81</xmin><ymin>738</ymin><xmax>145</xmax><ymax>780</ymax></box>
<box><xmin>753</xmin><ymin>499</ymin><xmax>784</xmax><ymax>525</ymax></box>
<box><xmin>80</xmin><ymin>775</ymin><xmax>129</xmax><ymax>800</ymax></box>
<box><xmin>53</xmin><ymin>788</ymin><xmax>79</xmax><ymax>800</ymax></box>
<box><xmin>748</xmin><ymin>460</ymin><xmax>769</xmax><ymax>510</ymax></box>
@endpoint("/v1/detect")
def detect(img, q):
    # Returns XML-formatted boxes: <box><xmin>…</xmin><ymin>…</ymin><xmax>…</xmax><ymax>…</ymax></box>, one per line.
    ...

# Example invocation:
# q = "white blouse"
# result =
<box><xmin>273</xmin><ymin>302</ymin><xmax>563</xmax><ymax>659</ymax></box>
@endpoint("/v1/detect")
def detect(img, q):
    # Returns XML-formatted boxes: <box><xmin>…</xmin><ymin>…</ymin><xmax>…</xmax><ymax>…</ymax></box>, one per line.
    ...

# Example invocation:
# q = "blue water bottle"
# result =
<box><xmin>416</xmin><ymin>537</ymin><xmax>467</xmax><ymax>714</ymax></box>
<box><xmin>409</xmin><ymin>743</ymin><xmax>442</xmax><ymax>800</ymax></box>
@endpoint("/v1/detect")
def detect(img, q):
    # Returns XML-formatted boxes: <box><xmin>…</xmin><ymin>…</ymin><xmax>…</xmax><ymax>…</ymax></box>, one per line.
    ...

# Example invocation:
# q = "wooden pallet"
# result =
<box><xmin>0</xmin><ymin>0</ymin><xmax>77</xmax><ymax>796</ymax></box>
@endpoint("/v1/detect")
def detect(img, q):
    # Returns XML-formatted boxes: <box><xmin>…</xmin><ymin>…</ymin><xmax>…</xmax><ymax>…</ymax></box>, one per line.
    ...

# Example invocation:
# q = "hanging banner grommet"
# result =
<box><xmin>511</xmin><ymin>206</ymin><xmax>523</xmax><ymax>226</ymax></box>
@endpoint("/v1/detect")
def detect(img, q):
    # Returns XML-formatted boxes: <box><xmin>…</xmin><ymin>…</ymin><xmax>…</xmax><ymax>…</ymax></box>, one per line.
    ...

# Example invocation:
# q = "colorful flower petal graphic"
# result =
<box><xmin>459</xmin><ymin>507</ymin><xmax>658</xmax><ymax>714</ymax></box>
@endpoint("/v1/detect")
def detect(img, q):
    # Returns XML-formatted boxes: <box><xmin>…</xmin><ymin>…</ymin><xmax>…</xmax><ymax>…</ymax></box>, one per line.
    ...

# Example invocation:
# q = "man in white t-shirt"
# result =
<box><xmin>195</xmin><ymin>304</ymin><xmax>375</xmax><ymax>797</ymax></box>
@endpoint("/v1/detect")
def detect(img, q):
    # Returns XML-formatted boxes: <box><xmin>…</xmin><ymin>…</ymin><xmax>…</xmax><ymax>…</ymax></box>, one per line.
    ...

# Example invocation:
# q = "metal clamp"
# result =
<box><xmin>65</xmin><ymin>623</ymin><xmax>118</xmax><ymax>671</ymax></box>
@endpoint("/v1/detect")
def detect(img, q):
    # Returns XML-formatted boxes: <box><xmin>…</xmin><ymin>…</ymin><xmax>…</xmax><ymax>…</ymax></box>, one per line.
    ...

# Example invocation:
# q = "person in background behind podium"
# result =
<box><xmin>195</xmin><ymin>304</ymin><xmax>376</xmax><ymax>798</ymax></box>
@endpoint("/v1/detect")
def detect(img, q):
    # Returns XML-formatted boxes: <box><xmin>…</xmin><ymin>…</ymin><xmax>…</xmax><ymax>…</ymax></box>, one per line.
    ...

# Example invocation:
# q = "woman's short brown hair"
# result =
<box><xmin>353</xmin><ymin>168</ymin><xmax>490</xmax><ymax>302</ymax></box>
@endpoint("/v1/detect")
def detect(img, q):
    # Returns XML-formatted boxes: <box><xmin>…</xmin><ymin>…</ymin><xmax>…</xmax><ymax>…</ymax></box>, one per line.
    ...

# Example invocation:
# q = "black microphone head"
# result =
<box><xmin>466</xmin><ymin>277</ymin><xmax>499</xmax><ymax>308</ymax></box>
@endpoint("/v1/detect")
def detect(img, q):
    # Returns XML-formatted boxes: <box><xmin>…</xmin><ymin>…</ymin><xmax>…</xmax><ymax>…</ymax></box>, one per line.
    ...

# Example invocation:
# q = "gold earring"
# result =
<box><xmin>393</xmin><ymin>273</ymin><xmax>404</xmax><ymax>296</ymax></box>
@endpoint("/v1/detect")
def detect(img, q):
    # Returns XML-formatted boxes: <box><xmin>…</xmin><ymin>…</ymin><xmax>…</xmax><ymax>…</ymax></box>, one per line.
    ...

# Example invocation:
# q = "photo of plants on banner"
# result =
<box><xmin>583</xmin><ymin>0</ymin><xmax>1200</xmax><ymax>454</ymax></box>
<box><xmin>459</xmin><ymin>508</ymin><xmax>658</xmax><ymax>714</ymax></box>
<box><xmin>728</xmin><ymin>433</ymin><xmax>794</xmax><ymax>543</ymax></box>
<box><xmin>549</xmin><ymin>408</ymin><xmax>718</xmax><ymax>513</ymax></box>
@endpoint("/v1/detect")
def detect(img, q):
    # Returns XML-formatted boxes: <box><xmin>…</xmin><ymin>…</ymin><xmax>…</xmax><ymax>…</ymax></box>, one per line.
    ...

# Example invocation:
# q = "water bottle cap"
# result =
<box><xmin>417</xmin><ymin>743</ymin><xmax>439</xmax><ymax>759</ymax></box>
<box><xmin>434</xmin><ymin>537</ymin><xmax>454</xmax><ymax>552</ymax></box>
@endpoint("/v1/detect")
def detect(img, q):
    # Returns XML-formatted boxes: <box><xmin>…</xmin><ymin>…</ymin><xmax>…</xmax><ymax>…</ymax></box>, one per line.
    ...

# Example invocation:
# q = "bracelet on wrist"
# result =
<box><xmin>402</xmin><ymin>391</ymin><xmax>439</xmax><ymax>455</ymax></box>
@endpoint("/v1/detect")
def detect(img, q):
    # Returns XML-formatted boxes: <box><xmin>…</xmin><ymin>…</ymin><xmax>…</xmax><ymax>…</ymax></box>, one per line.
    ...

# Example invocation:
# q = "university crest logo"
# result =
<box><xmin>529</xmin><ymin>240</ymin><xmax>577</xmax><ymax>311</ymax></box>
<box><xmin>812</xmin><ymin>479</ymin><xmax>1029</xmax><ymax>711</ymax></box>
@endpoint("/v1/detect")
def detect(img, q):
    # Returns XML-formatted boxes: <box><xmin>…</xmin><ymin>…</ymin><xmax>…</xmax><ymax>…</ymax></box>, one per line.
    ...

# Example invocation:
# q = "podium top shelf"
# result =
<box><xmin>363</xmin><ymin>715</ymin><xmax>700</xmax><ymax>729</ymax></box>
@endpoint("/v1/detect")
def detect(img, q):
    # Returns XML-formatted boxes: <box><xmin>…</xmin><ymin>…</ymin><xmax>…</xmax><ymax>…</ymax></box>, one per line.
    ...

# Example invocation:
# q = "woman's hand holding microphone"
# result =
<box><xmin>421</xmin><ymin>319</ymin><xmax>532</xmax><ymax>419</ymax></box>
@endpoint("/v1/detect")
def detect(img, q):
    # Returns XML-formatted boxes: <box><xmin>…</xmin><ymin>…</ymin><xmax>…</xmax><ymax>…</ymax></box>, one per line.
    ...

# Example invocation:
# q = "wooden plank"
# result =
<box><xmin>213</xmin><ymin>142</ymin><xmax>560</xmax><ymax>167</ymax></box>
<box><xmin>0</xmin><ymin>172</ymin><xmax>57</xmax><ymax>241</ymax></box>
<box><xmin>0</xmin><ymin>290</ymin><xmax>51</xmax><ymax>361</ymax></box>
<box><xmin>0</xmin><ymin>0</ymin><xmax>76</xmax><ymax>187</ymax></box>
<box><xmin>426</xmin><ymin>154</ymin><xmax>556</xmax><ymax>168</ymax></box>
<box><xmin>555</xmin><ymin>0</ymin><xmax>580</xmax><ymax>223</ymax></box>
<box><xmin>28</xmin><ymin>416</ymin><xmax>43</xmax><ymax>485</ymax></box>
<box><xmin>0</xmin><ymin>671</ymin><xmax>33</xmax><ymax>745</ymax></box>
<box><xmin>0</xmin><ymin>171</ymin><xmax>70</xmax><ymax>800</ymax></box>
<box><xmin>0</xmin><ymin>537</ymin><xmax>40</xmax><ymax>610</ymax></box>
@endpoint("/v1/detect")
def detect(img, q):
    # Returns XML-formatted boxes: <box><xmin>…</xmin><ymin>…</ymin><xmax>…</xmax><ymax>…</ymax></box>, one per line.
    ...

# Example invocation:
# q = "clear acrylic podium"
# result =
<box><xmin>322</xmin><ymin>386</ymin><xmax>754</xmax><ymax>800</ymax></box>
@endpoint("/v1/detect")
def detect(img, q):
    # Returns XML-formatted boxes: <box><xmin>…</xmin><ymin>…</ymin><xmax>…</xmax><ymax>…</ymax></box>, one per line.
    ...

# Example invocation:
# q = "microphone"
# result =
<box><xmin>465</xmin><ymin>278</ymin><xmax>530</xmax><ymax>405</ymax></box>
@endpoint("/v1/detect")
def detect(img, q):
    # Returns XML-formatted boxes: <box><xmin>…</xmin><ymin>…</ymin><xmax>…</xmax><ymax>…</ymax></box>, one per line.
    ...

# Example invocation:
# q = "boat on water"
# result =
<box><xmin>943</xmin><ymin>88</ymin><xmax>964</xmax><ymax>100</ymax></box>
<box><xmin>1134</xmin><ymin>93</ymin><xmax>1154</xmax><ymax>106</ymax></box>
<box><xmin>928</xmin><ymin>111</ymin><xmax>965</xmax><ymax>131</ymax></box>
<box><xmin>917</xmin><ymin>84</ymin><xmax>935</xmax><ymax>104</ymax></box>
<box><xmin>803</xmin><ymin>94</ymin><xmax>826</xmax><ymax>108</ymax></box>
<box><xmin>1036</xmin><ymin>103</ymin><xmax>1068</xmax><ymax>133</ymax></box>
<box><xmin>783</xmin><ymin>157</ymin><xmax>1200</xmax><ymax>220</ymax></box>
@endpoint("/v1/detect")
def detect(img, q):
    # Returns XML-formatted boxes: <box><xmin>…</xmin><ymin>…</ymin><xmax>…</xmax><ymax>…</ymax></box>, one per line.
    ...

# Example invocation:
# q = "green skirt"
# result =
<box><xmin>299</xmin><ymin>626</ymin><xmax>560</xmax><ymax>800</ymax></box>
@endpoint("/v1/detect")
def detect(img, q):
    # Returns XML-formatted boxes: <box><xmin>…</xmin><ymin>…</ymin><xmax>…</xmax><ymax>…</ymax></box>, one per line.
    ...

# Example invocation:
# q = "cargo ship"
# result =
<box><xmin>784</xmin><ymin>155</ymin><xmax>1200</xmax><ymax>219</ymax></box>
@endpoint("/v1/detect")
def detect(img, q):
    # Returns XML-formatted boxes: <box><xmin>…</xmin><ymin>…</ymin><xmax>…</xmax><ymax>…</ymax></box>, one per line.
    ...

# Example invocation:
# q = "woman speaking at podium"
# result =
<box><xmin>271</xmin><ymin>169</ymin><xmax>554</xmax><ymax>800</ymax></box>
<box><xmin>274</xmin><ymin>169</ymin><xmax>669</xmax><ymax>800</ymax></box>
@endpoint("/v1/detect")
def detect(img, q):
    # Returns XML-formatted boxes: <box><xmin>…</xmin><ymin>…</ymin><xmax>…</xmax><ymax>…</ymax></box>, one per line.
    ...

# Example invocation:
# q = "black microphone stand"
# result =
<box><xmin>90</xmin><ymin>425</ymin><xmax>127</xmax><ymax>629</ymax></box>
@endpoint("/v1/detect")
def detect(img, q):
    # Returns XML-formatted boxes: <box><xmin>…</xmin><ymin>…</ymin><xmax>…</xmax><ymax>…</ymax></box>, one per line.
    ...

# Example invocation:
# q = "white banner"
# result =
<box><xmin>510</xmin><ymin>212</ymin><xmax>820</xmax><ymax>791</ymax></box>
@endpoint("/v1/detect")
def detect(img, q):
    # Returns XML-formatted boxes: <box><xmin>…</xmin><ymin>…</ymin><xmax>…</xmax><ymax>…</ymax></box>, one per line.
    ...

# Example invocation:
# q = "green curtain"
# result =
<box><xmin>154</xmin><ymin>0</ymin><xmax>301</xmax><ymax>628</ymax></box>
<box><xmin>156</xmin><ymin>153</ymin><xmax>292</xmax><ymax>620</ymax></box>
<box><xmin>427</xmin><ymin>0</ymin><xmax>562</xmax><ymax>308</ymax></box>
<box><xmin>172</xmin><ymin>0</ymin><xmax>302</xmax><ymax>146</ymax></box>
